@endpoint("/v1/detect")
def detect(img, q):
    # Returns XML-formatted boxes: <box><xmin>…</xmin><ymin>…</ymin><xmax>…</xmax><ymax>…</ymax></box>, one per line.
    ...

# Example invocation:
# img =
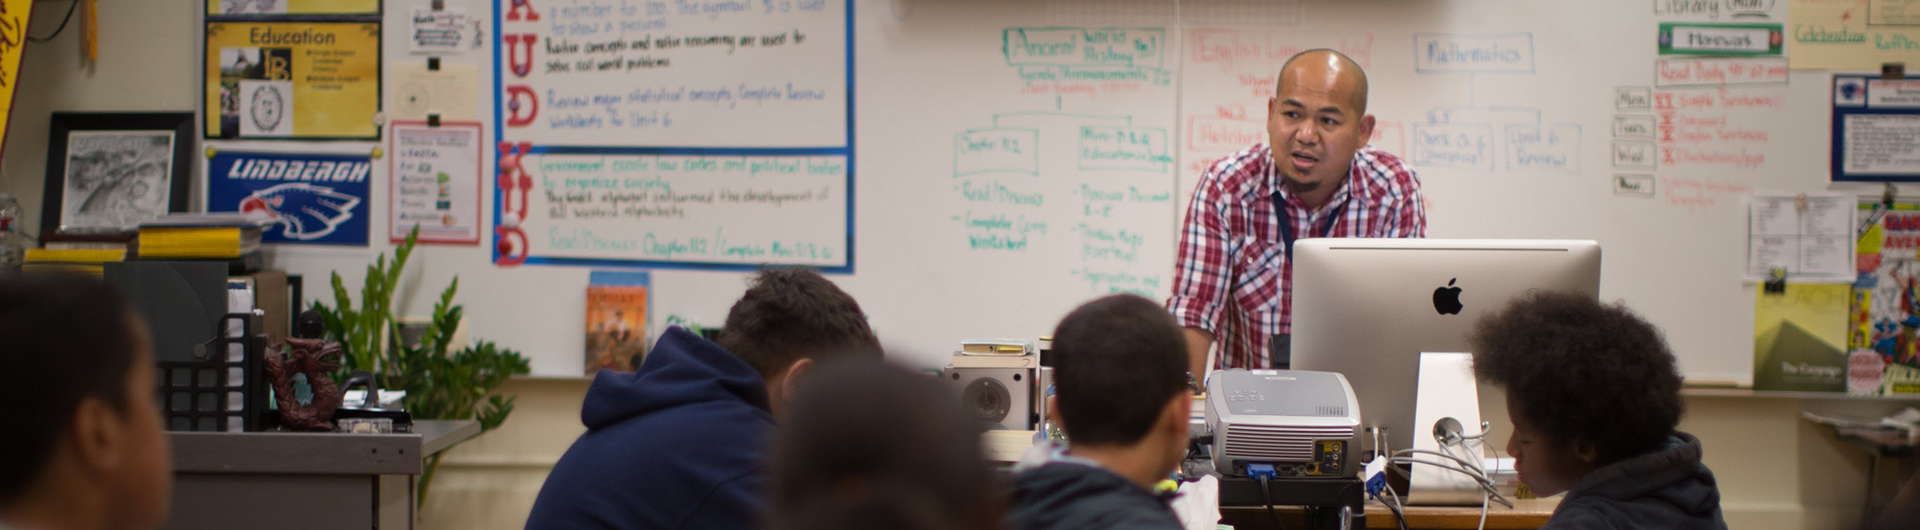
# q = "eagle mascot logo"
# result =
<box><xmin>238</xmin><ymin>183</ymin><xmax>361</xmax><ymax>240</ymax></box>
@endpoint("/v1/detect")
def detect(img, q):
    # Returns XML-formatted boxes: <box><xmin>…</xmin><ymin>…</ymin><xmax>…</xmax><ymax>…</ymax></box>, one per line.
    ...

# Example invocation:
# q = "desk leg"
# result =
<box><xmin>376</xmin><ymin>474</ymin><xmax>413</xmax><ymax>530</ymax></box>
<box><xmin>1866</xmin><ymin>454</ymin><xmax>1883</xmax><ymax>527</ymax></box>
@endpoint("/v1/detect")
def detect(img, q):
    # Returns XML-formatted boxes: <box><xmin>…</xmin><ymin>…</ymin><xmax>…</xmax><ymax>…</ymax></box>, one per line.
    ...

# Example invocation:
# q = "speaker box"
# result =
<box><xmin>945</xmin><ymin>366</ymin><xmax>1034</xmax><ymax>431</ymax></box>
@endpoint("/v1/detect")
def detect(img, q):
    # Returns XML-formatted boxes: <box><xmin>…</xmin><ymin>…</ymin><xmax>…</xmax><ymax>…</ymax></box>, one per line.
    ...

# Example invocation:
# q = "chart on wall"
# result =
<box><xmin>492</xmin><ymin>0</ymin><xmax>853</xmax><ymax>270</ymax></box>
<box><xmin>203</xmin><ymin>4</ymin><xmax>383</xmax><ymax>140</ymax></box>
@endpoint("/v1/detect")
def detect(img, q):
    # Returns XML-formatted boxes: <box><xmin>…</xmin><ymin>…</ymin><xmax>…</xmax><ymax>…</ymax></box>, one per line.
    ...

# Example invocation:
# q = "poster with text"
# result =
<box><xmin>390</xmin><ymin>122</ymin><xmax>482</xmax><ymax>244</ymax></box>
<box><xmin>1790</xmin><ymin>0</ymin><xmax>1920</xmax><ymax>70</ymax></box>
<box><xmin>1833</xmin><ymin>75</ymin><xmax>1920</xmax><ymax>182</ymax></box>
<box><xmin>204</xmin><ymin>21</ymin><xmax>381</xmax><ymax>139</ymax></box>
<box><xmin>207</xmin><ymin>150</ymin><xmax>372</xmax><ymax>246</ymax></box>
<box><xmin>208</xmin><ymin>0</ymin><xmax>379</xmax><ymax>16</ymax></box>
<box><xmin>493</xmin><ymin>0</ymin><xmax>854</xmax><ymax>271</ymax></box>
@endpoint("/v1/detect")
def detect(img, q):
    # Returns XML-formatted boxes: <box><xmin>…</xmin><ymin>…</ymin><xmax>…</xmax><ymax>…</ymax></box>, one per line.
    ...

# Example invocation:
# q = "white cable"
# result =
<box><xmin>1392</xmin><ymin>449</ymin><xmax>1492</xmax><ymax>480</ymax></box>
<box><xmin>1386</xmin><ymin>458</ymin><xmax>1501</xmax><ymax>494</ymax></box>
<box><xmin>1388</xmin><ymin>457</ymin><xmax>1489</xmax><ymax>482</ymax></box>
<box><xmin>1387</xmin><ymin>462</ymin><xmax>1511</xmax><ymax>508</ymax></box>
<box><xmin>1390</xmin><ymin>424</ymin><xmax>1505</xmax><ymax>530</ymax></box>
<box><xmin>1389</xmin><ymin>446</ymin><xmax>1514</xmax><ymax>508</ymax></box>
<box><xmin>1475</xmin><ymin>435</ymin><xmax>1500</xmax><ymax>530</ymax></box>
<box><xmin>1477</xmin><ymin>491</ymin><xmax>1490</xmax><ymax>530</ymax></box>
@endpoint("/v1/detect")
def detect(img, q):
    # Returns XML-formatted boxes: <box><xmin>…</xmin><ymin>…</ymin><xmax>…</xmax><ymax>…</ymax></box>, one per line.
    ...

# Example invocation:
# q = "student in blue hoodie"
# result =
<box><xmin>525</xmin><ymin>267</ymin><xmax>881</xmax><ymax>530</ymax></box>
<box><xmin>1469</xmin><ymin>292</ymin><xmax>1727</xmax><ymax>530</ymax></box>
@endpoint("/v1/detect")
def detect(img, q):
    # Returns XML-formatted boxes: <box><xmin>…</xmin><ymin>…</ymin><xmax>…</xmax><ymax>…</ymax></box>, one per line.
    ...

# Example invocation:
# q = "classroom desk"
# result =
<box><xmin>161</xmin><ymin>420</ymin><xmax>479</xmax><ymax>530</ymax></box>
<box><xmin>1220</xmin><ymin>498</ymin><xmax>1560</xmax><ymax>530</ymax></box>
<box><xmin>988</xmin><ymin>431</ymin><xmax>1557</xmax><ymax>529</ymax></box>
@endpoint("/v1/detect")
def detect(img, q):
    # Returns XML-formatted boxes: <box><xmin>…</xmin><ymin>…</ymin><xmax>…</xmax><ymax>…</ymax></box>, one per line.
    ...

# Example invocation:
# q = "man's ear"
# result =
<box><xmin>777</xmin><ymin>357</ymin><xmax>815</xmax><ymax>405</ymax></box>
<box><xmin>69</xmin><ymin>396</ymin><xmax>128</xmax><ymax>475</ymax></box>
<box><xmin>1357</xmin><ymin>114</ymin><xmax>1377</xmax><ymax>145</ymax></box>
<box><xmin>1165</xmin><ymin>392</ymin><xmax>1193</xmax><ymax>435</ymax></box>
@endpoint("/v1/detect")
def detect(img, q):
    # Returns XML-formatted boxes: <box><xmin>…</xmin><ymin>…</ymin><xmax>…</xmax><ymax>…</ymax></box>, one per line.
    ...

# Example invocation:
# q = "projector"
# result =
<box><xmin>1206</xmin><ymin>369</ymin><xmax>1361</xmax><ymax>478</ymax></box>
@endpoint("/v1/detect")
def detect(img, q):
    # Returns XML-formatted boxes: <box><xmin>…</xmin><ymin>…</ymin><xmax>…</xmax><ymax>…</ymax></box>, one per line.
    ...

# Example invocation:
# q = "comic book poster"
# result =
<box><xmin>1852</xmin><ymin>203</ymin><xmax>1920</xmax><ymax>394</ymax></box>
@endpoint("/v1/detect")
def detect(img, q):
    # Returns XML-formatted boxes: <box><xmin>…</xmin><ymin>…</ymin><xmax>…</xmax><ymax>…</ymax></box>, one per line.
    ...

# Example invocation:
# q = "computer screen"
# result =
<box><xmin>1290</xmin><ymin>238</ymin><xmax>1601</xmax><ymax>455</ymax></box>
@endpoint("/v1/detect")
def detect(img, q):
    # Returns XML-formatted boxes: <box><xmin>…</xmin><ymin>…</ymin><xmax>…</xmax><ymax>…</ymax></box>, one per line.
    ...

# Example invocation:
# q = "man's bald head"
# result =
<box><xmin>1277</xmin><ymin>49</ymin><xmax>1369</xmax><ymax>116</ymax></box>
<box><xmin>1266</xmin><ymin>49</ymin><xmax>1377</xmax><ymax>206</ymax></box>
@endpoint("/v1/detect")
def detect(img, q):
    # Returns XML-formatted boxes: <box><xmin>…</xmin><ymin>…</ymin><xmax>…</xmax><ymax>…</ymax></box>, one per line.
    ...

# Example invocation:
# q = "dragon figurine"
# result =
<box><xmin>263</xmin><ymin>337</ymin><xmax>345</xmax><ymax>431</ymax></box>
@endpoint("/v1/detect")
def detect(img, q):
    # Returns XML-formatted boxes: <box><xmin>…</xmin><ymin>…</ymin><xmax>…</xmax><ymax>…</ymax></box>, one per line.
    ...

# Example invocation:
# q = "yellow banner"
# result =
<box><xmin>207</xmin><ymin>0</ymin><xmax>379</xmax><ymax>16</ymax></box>
<box><xmin>204</xmin><ymin>21</ymin><xmax>381</xmax><ymax>139</ymax></box>
<box><xmin>1790</xmin><ymin>0</ymin><xmax>1920</xmax><ymax>70</ymax></box>
<box><xmin>0</xmin><ymin>0</ymin><xmax>31</xmax><ymax>159</ymax></box>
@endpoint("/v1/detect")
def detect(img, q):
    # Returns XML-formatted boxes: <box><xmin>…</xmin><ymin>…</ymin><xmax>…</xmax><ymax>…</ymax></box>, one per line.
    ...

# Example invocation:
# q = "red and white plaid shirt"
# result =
<box><xmin>1168</xmin><ymin>143</ymin><xmax>1425</xmax><ymax>370</ymax></box>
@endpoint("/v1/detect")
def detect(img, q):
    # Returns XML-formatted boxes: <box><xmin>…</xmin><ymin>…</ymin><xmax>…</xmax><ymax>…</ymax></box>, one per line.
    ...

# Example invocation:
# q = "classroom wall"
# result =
<box><xmin>1</xmin><ymin>3</ymin><xmax>1913</xmax><ymax>530</ymax></box>
<box><xmin>0</xmin><ymin>0</ymin><xmax>200</xmax><ymax>232</ymax></box>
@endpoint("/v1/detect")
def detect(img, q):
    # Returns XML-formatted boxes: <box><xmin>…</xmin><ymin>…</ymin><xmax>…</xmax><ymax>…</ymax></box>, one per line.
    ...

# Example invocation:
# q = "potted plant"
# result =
<box><xmin>312</xmin><ymin>228</ymin><xmax>531</xmax><ymax>507</ymax></box>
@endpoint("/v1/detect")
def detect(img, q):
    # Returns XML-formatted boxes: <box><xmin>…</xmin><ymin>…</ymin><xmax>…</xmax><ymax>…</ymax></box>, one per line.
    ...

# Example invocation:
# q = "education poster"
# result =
<box><xmin>206</xmin><ymin>150</ymin><xmax>372</xmax><ymax>246</ymax></box>
<box><xmin>203</xmin><ymin>21</ymin><xmax>381</xmax><ymax>139</ymax></box>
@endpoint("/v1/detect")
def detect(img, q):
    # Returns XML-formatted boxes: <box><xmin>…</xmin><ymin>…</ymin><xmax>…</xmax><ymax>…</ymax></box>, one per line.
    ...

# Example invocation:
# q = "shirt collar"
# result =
<box><xmin>1034</xmin><ymin>441</ymin><xmax>1182</xmax><ymax>502</ymax></box>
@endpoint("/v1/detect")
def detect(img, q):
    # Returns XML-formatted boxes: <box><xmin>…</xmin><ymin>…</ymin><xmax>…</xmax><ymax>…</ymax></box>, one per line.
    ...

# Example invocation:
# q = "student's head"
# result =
<box><xmin>1469</xmin><ymin>291</ymin><xmax>1684</xmax><ymax>497</ymax></box>
<box><xmin>1049</xmin><ymin>294</ymin><xmax>1192</xmax><ymax>476</ymax></box>
<box><xmin>0</xmin><ymin>272</ymin><xmax>172</xmax><ymax>530</ymax></box>
<box><xmin>767</xmin><ymin>361</ymin><xmax>1003</xmax><ymax>530</ymax></box>
<box><xmin>1269</xmin><ymin>49</ymin><xmax>1374</xmax><ymax>195</ymax></box>
<box><xmin>719</xmin><ymin>266</ymin><xmax>881</xmax><ymax>416</ymax></box>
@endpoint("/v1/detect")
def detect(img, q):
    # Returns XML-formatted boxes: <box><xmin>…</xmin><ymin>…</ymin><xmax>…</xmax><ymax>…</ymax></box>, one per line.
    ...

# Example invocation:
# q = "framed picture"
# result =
<box><xmin>40</xmin><ymin>112</ymin><xmax>195</xmax><ymax>235</ymax></box>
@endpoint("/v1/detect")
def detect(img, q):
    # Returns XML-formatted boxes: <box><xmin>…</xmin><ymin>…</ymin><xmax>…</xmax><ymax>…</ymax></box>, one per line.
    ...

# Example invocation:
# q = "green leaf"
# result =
<box><xmin>300</xmin><ymin>236</ymin><xmax>527</xmax><ymax>510</ymax></box>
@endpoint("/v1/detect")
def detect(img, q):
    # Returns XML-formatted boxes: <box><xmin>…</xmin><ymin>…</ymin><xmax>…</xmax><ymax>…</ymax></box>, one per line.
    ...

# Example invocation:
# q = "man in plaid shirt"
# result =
<box><xmin>1168</xmin><ymin>50</ymin><xmax>1425</xmax><ymax>378</ymax></box>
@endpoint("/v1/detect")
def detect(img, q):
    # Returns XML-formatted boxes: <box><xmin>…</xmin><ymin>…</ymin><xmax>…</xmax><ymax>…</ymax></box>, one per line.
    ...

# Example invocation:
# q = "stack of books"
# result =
<box><xmin>137</xmin><ymin>213</ymin><xmax>274</xmax><ymax>273</ymax></box>
<box><xmin>23</xmin><ymin>248</ymin><xmax>127</xmax><ymax>276</ymax></box>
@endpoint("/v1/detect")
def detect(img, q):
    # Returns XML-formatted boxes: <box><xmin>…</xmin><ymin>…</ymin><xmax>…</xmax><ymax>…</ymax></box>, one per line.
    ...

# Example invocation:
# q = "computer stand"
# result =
<box><xmin>1188</xmin><ymin>451</ymin><xmax>1365</xmax><ymax>530</ymax></box>
<box><xmin>1214</xmin><ymin>474</ymin><xmax>1366</xmax><ymax>530</ymax></box>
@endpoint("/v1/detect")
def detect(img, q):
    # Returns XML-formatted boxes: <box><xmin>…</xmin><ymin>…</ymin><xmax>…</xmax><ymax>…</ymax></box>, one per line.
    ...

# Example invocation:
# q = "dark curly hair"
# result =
<box><xmin>1468</xmin><ymin>291</ymin><xmax>1684</xmax><ymax>464</ymax></box>
<box><xmin>718</xmin><ymin>267</ymin><xmax>880</xmax><ymax>380</ymax></box>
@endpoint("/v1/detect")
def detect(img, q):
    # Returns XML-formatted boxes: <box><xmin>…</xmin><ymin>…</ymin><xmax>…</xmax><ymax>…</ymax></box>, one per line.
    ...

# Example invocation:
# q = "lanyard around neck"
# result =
<box><xmin>1275</xmin><ymin>191</ymin><xmax>1346</xmax><ymax>262</ymax></box>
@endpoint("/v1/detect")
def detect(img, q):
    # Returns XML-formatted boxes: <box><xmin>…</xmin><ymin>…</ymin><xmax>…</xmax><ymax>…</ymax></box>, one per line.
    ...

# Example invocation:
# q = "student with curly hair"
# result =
<box><xmin>1469</xmin><ymin>291</ymin><xmax>1726</xmax><ymax>530</ymax></box>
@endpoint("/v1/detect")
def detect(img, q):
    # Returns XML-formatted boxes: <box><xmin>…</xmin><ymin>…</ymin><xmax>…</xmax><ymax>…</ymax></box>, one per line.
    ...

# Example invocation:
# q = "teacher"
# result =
<box><xmin>1168</xmin><ymin>49</ymin><xmax>1426</xmax><ymax>377</ymax></box>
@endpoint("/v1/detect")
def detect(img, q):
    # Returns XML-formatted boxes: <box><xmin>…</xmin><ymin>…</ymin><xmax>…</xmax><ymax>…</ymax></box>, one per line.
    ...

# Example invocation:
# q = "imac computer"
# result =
<box><xmin>1289</xmin><ymin>238</ymin><xmax>1601</xmax><ymax>459</ymax></box>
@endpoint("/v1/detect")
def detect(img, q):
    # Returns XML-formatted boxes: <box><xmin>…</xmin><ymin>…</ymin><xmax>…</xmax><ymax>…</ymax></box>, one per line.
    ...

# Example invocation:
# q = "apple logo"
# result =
<box><xmin>1433</xmin><ymin>278</ymin><xmax>1464</xmax><ymax>315</ymax></box>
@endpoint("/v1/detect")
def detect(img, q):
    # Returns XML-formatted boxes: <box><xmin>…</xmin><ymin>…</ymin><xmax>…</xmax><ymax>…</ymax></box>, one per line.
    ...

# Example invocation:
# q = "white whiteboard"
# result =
<box><xmin>493</xmin><ymin>0</ymin><xmax>852</xmax><ymax>269</ymax></box>
<box><xmin>257</xmin><ymin>0</ymin><xmax>1852</xmax><ymax>382</ymax></box>
<box><xmin>496</xmin><ymin>0</ymin><xmax>848</xmax><ymax>148</ymax></box>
